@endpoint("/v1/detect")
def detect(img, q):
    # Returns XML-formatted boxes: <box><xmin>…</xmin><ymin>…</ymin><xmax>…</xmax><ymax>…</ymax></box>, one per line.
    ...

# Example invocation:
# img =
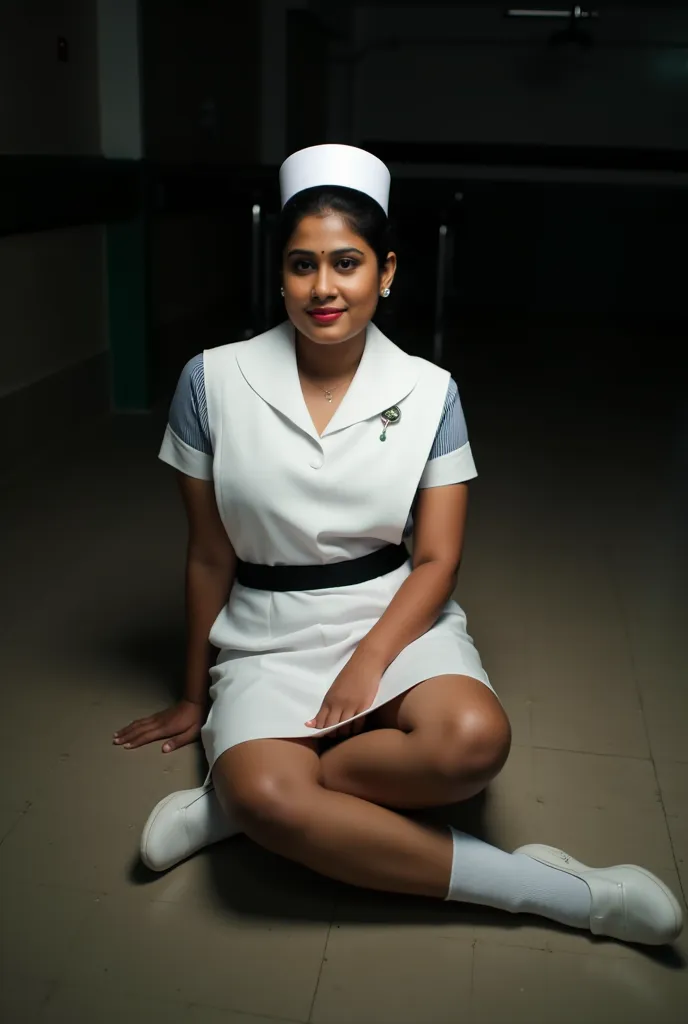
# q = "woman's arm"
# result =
<box><xmin>178</xmin><ymin>474</ymin><xmax>237</xmax><ymax>706</ymax></box>
<box><xmin>113</xmin><ymin>474</ymin><xmax>235</xmax><ymax>751</ymax></box>
<box><xmin>355</xmin><ymin>482</ymin><xmax>468</xmax><ymax>673</ymax></box>
<box><xmin>305</xmin><ymin>482</ymin><xmax>469</xmax><ymax>731</ymax></box>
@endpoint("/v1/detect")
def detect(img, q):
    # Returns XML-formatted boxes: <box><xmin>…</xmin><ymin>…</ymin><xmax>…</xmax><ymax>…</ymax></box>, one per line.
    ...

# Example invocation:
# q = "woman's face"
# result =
<box><xmin>282</xmin><ymin>211</ymin><xmax>396</xmax><ymax>346</ymax></box>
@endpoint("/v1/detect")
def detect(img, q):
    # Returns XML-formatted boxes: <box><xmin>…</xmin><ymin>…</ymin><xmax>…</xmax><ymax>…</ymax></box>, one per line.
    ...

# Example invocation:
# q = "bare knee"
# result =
<box><xmin>425</xmin><ymin>705</ymin><xmax>512</xmax><ymax>786</ymax></box>
<box><xmin>228</xmin><ymin>771</ymin><xmax>316</xmax><ymax>833</ymax></box>
<box><xmin>213</xmin><ymin>738</ymin><xmax>320</xmax><ymax>834</ymax></box>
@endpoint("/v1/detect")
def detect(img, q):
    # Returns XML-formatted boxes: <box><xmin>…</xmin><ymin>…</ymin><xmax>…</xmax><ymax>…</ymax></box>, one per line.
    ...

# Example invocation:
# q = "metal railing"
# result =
<box><xmin>432</xmin><ymin>191</ymin><xmax>463</xmax><ymax>365</ymax></box>
<box><xmin>247</xmin><ymin>202</ymin><xmax>281</xmax><ymax>339</ymax></box>
<box><xmin>249</xmin><ymin>203</ymin><xmax>262</xmax><ymax>337</ymax></box>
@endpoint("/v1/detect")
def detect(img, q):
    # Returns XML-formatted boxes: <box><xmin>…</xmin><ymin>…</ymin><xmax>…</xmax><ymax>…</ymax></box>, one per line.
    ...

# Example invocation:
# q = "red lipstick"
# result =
<box><xmin>307</xmin><ymin>308</ymin><xmax>345</xmax><ymax>325</ymax></box>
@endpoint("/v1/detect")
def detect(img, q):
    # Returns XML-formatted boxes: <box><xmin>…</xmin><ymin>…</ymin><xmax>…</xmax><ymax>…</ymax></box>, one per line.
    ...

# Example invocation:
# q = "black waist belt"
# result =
<box><xmin>236</xmin><ymin>542</ymin><xmax>409</xmax><ymax>592</ymax></box>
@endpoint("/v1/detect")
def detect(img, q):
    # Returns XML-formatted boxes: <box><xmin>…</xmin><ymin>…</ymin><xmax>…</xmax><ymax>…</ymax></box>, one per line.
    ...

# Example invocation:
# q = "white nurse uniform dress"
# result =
<box><xmin>159</xmin><ymin>319</ymin><xmax>494</xmax><ymax>772</ymax></box>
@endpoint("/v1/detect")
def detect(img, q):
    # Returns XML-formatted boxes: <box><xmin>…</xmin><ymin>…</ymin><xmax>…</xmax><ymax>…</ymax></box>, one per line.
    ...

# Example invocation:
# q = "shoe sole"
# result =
<box><xmin>516</xmin><ymin>845</ymin><xmax>683</xmax><ymax>944</ymax></box>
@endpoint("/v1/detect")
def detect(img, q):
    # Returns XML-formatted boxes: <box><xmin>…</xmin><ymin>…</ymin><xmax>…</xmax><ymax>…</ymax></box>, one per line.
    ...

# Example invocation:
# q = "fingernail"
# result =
<box><xmin>123</xmin><ymin>743</ymin><xmax>131</xmax><ymax>749</ymax></box>
<box><xmin>162</xmin><ymin>744</ymin><xmax>171</xmax><ymax>753</ymax></box>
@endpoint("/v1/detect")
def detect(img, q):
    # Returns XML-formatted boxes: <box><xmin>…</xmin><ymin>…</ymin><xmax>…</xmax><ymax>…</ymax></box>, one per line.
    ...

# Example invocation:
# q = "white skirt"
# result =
<box><xmin>201</xmin><ymin>561</ymin><xmax>494</xmax><ymax>770</ymax></box>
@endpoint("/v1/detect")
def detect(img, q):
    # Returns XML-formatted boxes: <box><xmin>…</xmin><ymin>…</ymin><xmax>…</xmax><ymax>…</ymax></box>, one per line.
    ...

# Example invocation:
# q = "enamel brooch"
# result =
<box><xmin>379</xmin><ymin>405</ymin><xmax>401</xmax><ymax>441</ymax></box>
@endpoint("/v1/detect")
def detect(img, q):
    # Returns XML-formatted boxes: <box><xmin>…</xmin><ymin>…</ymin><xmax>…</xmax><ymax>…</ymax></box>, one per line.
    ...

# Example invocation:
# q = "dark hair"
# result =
<box><xmin>278</xmin><ymin>185</ymin><xmax>391</xmax><ymax>272</ymax></box>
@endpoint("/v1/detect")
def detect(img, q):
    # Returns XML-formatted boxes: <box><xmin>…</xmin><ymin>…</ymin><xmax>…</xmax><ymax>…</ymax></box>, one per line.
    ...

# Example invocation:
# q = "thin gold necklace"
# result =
<box><xmin>317</xmin><ymin>382</ymin><xmax>341</xmax><ymax>403</ymax></box>
<box><xmin>302</xmin><ymin>372</ymin><xmax>355</xmax><ymax>403</ymax></box>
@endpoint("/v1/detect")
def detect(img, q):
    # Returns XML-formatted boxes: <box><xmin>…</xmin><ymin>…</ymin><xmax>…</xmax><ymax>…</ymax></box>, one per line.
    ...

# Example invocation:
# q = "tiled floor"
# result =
<box><xmin>1</xmin><ymin>322</ymin><xmax>687</xmax><ymax>1022</ymax></box>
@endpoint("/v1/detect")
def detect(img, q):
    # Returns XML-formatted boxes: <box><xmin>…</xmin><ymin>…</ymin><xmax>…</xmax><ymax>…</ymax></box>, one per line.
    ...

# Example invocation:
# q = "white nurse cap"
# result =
<box><xmin>279</xmin><ymin>144</ymin><xmax>391</xmax><ymax>215</ymax></box>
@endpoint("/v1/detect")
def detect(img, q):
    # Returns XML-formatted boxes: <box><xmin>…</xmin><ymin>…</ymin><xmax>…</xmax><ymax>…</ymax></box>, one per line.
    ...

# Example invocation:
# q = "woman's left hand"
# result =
<box><xmin>305</xmin><ymin>649</ymin><xmax>384</xmax><ymax>737</ymax></box>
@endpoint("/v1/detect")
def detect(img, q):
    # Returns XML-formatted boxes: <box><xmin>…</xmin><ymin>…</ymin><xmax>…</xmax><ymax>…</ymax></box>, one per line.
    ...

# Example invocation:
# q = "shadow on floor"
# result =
<box><xmin>126</xmin><ymin>782</ymin><xmax>686</xmax><ymax>970</ymax></box>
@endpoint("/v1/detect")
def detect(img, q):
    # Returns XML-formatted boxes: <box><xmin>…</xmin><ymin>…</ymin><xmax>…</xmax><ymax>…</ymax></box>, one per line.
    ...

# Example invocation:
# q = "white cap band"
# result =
<box><xmin>279</xmin><ymin>144</ymin><xmax>391</xmax><ymax>215</ymax></box>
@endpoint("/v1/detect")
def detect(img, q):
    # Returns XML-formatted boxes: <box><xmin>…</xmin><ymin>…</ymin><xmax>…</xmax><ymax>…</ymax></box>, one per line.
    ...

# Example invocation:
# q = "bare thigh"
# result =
<box><xmin>317</xmin><ymin>675</ymin><xmax>510</xmax><ymax>809</ymax></box>
<box><xmin>372</xmin><ymin>673</ymin><xmax>510</xmax><ymax>748</ymax></box>
<box><xmin>210</xmin><ymin>735</ymin><xmax>454</xmax><ymax>897</ymax></box>
<box><xmin>367</xmin><ymin>673</ymin><xmax>512</xmax><ymax>787</ymax></box>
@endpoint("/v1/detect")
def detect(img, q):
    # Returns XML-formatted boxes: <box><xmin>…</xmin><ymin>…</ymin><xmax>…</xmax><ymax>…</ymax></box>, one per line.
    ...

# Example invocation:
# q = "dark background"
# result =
<box><xmin>0</xmin><ymin>1</ymin><xmax>686</xmax><ymax>470</ymax></box>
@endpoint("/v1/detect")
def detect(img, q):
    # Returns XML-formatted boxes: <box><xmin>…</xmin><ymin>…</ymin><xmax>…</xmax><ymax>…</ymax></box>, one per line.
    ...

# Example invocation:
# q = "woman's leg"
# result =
<box><xmin>319</xmin><ymin>675</ymin><xmax>511</xmax><ymax>808</ymax></box>
<box><xmin>213</xmin><ymin>736</ymin><xmax>453</xmax><ymax>897</ymax></box>
<box><xmin>211</xmin><ymin>735</ymin><xmax>682</xmax><ymax>945</ymax></box>
<box><xmin>139</xmin><ymin>675</ymin><xmax>505</xmax><ymax>874</ymax></box>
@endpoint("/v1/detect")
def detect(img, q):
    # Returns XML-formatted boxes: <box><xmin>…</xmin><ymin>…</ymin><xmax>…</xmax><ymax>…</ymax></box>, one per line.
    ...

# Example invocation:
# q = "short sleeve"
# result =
<box><xmin>158</xmin><ymin>354</ymin><xmax>214</xmax><ymax>480</ymax></box>
<box><xmin>418</xmin><ymin>378</ymin><xmax>477</xmax><ymax>488</ymax></box>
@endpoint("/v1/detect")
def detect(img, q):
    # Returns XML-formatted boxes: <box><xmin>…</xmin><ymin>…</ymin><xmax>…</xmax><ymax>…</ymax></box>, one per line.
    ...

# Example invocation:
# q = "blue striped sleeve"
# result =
<box><xmin>168</xmin><ymin>354</ymin><xmax>212</xmax><ymax>455</ymax></box>
<box><xmin>427</xmin><ymin>378</ymin><xmax>467</xmax><ymax>460</ymax></box>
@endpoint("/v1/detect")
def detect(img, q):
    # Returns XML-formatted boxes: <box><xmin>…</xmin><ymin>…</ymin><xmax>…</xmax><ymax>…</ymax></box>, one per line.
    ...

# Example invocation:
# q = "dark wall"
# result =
<box><xmin>141</xmin><ymin>0</ymin><xmax>261</xmax><ymax>165</ymax></box>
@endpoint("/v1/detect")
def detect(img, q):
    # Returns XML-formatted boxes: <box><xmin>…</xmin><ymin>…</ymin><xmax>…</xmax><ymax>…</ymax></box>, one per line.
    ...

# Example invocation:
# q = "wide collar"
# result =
<box><xmin>234</xmin><ymin>320</ymin><xmax>420</xmax><ymax>441</ymax></box>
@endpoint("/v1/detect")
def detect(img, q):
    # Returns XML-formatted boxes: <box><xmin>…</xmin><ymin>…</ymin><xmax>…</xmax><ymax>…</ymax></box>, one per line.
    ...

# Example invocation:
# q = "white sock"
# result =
<box><xmin>198</xmin><ymin>784</ymin><xmax>242</xmax><ymax>842</ymax></box>
<box><xmin>446</xmin><ymin>828</ymin><xmax>592</xmax><ymax>930</ymax></box>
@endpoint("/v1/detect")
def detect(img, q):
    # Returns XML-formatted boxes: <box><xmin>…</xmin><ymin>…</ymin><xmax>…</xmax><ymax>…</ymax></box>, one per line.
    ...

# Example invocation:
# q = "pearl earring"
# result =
<box><xmin>280</xmin><ymin>287</ymin><xmax>285</xmax><ymax>297</ymax></box>
<box><xmin>381</xmin><ymin>287</ymin><xmax>391</xmax><ymax>298</ymax></box>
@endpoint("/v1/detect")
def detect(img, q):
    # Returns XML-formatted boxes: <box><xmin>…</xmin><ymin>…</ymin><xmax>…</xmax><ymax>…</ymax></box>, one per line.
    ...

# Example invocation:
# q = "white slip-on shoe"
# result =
<box><xmin>514</xmin><ymin>843</ymin><xmax>684</xmax><ymax>946</ymax></box>
<box><xmin>141</xmin><ymin>784</ymin><xmax>241</xmax><ymax>873</ymax></box>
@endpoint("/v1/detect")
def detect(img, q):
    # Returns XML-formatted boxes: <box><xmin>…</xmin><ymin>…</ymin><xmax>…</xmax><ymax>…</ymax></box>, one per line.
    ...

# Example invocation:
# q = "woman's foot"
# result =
<box><xmin>141</xmin><ymin>784</ymin><xmax>241</xmax><ymax>872</ymax></box>
<box><xmin>514</xmin><ymin>844</ymin><xmax>684</xmax><ymax>946</ymax></box>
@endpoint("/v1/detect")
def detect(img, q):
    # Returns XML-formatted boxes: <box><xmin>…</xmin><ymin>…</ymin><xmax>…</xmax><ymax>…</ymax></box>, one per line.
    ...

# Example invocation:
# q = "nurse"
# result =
<box><xmin>115</xmin><ymin>145</ymin><xmax>682</xmax><ymax>946</ymax></box>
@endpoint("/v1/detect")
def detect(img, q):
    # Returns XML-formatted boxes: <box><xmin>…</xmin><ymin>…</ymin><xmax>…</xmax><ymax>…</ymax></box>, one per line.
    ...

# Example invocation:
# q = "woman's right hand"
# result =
<box><xmin>113</xmin><ymin>699</ymin><xmax>206</xmax><ymax>753</ymax></box>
